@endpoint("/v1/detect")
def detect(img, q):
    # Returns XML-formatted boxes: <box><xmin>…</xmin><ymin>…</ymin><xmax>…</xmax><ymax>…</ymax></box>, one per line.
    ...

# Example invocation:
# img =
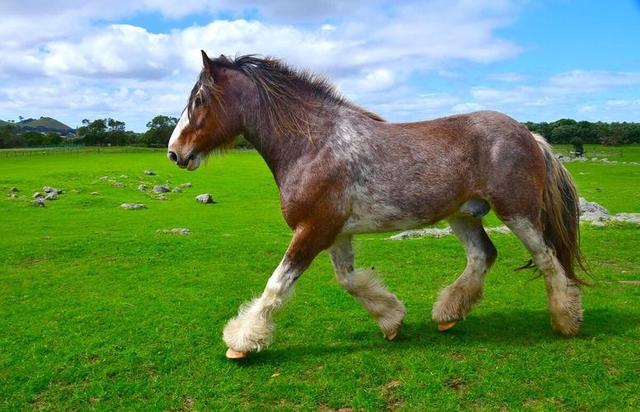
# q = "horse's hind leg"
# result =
<box><xmin>502</xmin><ymin>217</ymin><xmax>583</xmax><ymax>335</ymax></box>
<box><xmin>330</xmin><ymin>235</ymin><xmax>406</xmax><ymax>340</ymax></box>
<box><xmin>432</xmin><ymin>215</ymin><xmax>497</xmax><ymax>329</ymax></box>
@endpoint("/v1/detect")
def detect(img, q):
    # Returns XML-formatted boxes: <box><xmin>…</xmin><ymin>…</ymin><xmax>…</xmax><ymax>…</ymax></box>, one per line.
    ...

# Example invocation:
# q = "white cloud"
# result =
<box><xmin>549</xmin><ymin>70</ymin><xmax>640</xmax><ymax>91</ymax></box>
<box><xmin>0</xmin><ymin>1</ymin><xmax>526</xmax><ymax>129</ymax></box>
<box><xmin>488</xmin><ymin>72</ymin><xmax>526</xmax><ymax>82</ymax></box>
<box><xmin>452</xmin><ymin>102</ymin><xmax>485</xmax><ymax>113</ymax></box>
<box><xmin>369</xmin><ymin>93</ymin><xmax>460</xmax><ymax>120</ymax></box>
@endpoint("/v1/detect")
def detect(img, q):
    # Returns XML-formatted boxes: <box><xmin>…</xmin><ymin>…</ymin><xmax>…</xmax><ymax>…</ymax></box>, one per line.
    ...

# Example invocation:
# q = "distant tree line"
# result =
<box><xmin>3</xmin><ymin>116</ymin><xmax>639</xmax><ymax>149</ymax></box>
<box><xmin>0</xmin><ymin>115</ymin><xmax>256</xmax><ymax>149</ymax></box>
<box><xmin>525</xmin><ymin>119</ymin><xmax>640</xmax><ymax>145</ymax></box>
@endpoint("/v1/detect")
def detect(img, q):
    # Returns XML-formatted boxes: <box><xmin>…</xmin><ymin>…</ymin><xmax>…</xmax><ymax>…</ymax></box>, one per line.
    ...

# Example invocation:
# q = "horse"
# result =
<box><xmin>168</xmin><ymin>50</ymin><xmax>586</xmax><ymax>359</ymax></box>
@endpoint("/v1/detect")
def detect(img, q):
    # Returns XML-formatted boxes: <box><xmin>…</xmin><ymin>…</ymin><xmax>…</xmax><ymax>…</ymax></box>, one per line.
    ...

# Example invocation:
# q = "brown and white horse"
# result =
<box><xmin>168</xmin><ymin>51</ymin><xmax>586</xmax><ymax>359</ymax></box>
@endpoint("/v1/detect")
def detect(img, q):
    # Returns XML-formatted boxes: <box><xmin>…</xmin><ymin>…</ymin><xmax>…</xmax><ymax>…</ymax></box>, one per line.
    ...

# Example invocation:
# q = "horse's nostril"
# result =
<box><xmin>168</xmin><ymin>151</ymin><xmax>178</xmax><ymax>163</ymax></box>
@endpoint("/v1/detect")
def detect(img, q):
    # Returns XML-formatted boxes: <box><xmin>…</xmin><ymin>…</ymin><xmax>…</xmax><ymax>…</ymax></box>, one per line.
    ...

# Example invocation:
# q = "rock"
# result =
<box><xmin>390</xmin><ymin>227</ymin><xmax>452</xmax><ymax>240</ymax></box>
<box><xmin>138</xmin><ymin>184</ymin><xmax>148</xmax><ymax>192</ymax></box>
<box><xmin>157</xmin><ymin>194</ymin><xmax>167</xmax><ymax>200</ymax></box>
<box><xmin>579</xmin><ymin>197</ymin><xmax>610</xmax><ymax>223</ymax></box>
<box><xmin>111</xmin><ymin>181</ymin><xmax>125</xmax><ymax>188</ymax></box>
<box><xmin>390</xmin><ymin>225</ymin><xmax>510</xmax><ymax>240</ymax></box>
<box><xmin>44</xmin><ymin>192</ymin><xmax>58</xmax><ymax>201</ymax></box>
<box><xmin>8</xmin><ymin>193</ymin><xmax>18</xmax><ymax>199</ymax></box>
<box><xmin>43</xmin><ymin>186</ymin><xmax>62</xmax><ymax>194</ymax></box>
<box><xmin>612</xmin><ymin>213</ymin><xmax>640</xmax><ymax>225</ymax></box>
<box><xmin>157</xmin><ymin>228</ymin><xmax>192</xmax><ymax>235</ymax></box>
<box><xmin>90</xmin><ymin>192</ymin><xmax>99</xmax><ymax>195</ymax></box>
<box><xmin>9</xmin><ymin>187</ymin><xmax>19</xmax><ymax>193</ymax></box>
<box><xmin>178</xmin><ymin>182</ymin><xmax>192</xmax><ymax>189</ymax></box>
<box><xmin>120</xmin><ymin>203</ymin><xmax>146</xmax><ymax>210</ymax></box>
<box><xmin>195</xmin><ymin>193</ymin><xmax>215</xmax><ymax>204</ymax></box>
<box><xmin>33</xmin><ymin>198</ymin><xmax>45</xmax><ymax>207</ymax></box>
<box><xmin>486</xmin><ymin>226</ymin><xmax>511</xmax><ymax>234</ymax></box>
<box><xmin>144</xmin><ymin>169</ymin><xmax>156</xmax><ymax>175</ymax></box>
<box><xmin>153</xmin><ymin>184</ymin><xmax>170</xmax><ymax>193</ymax></box>
<box><xmin>172</xmin><ymin>187</ymin><xmax>182</xmax><ymax>193</ymax></box>
<box><xmin>33</xmin><ymin>192</ymin><xmax>44</xmax><ymax>198</ymax></box>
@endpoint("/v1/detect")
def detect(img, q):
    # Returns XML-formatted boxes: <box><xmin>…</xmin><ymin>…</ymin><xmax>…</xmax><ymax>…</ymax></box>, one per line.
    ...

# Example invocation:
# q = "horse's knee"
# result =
<box><xmin>486</xmin><ymin>241</ymin><xmax>498</xmax><ymax>264</ymax></box>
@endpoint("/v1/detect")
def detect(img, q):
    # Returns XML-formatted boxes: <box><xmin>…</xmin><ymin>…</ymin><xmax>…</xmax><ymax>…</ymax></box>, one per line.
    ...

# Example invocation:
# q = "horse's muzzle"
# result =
<box><xmin>168</xmin><ymin>151</ymin><xmax>200</xmax><ymax>171</ymax></box>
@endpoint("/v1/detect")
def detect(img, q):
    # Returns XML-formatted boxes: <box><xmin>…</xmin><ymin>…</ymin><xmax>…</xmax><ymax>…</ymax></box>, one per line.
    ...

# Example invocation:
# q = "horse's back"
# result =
<box><xmin>340</xmin><ymin>110</ymin><xmax>546</xmax><ymax>233</ymax></box>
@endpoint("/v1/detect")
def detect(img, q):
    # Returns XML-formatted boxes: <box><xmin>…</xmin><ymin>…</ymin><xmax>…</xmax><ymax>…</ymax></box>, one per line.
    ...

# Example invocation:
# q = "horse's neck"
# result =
<box><xmin>242</xmin><ymin>106</ymin><xmax>343</xmax><ymax>186</ymax></box>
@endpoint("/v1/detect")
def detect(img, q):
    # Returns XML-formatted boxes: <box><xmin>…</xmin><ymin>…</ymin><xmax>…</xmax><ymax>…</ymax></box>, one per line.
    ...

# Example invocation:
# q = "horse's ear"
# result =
<box><xmin>201</xmin><ymin>50</ymin><xmax>214</xmax><ymax>74</ymax></box>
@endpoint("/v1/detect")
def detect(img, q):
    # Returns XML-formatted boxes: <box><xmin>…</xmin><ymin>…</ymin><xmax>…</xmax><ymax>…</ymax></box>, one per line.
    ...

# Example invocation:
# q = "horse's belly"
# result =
<box><xmin>341</xmin><ymin>202</ymin><xmax>435</xmax><ymax>234</ymax></box>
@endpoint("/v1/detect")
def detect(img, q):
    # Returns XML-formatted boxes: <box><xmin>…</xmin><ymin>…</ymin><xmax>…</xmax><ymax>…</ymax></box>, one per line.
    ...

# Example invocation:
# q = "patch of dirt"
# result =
<box><xmin>444</xmin><ymin>376</ymin><xmax>467</xmax><ymax>392</ymax></box>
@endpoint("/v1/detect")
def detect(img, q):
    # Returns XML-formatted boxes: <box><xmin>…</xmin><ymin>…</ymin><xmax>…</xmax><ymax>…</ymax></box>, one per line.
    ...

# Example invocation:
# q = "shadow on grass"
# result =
<box><xmin>231</xmin><ymin>307</ymin><xmax>639</xmax><ymax>365</ymax></box>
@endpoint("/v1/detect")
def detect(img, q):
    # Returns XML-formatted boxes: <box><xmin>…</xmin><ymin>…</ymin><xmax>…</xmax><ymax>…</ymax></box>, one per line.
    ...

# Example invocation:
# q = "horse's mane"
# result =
<box><xmin>188</xmin><ymin>54</ymin><xmax>384</xmax><ymax>139</ymax></box>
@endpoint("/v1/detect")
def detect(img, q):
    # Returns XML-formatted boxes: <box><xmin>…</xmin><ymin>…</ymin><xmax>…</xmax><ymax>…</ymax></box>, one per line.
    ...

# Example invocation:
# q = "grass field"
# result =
<box><xmin>1</xmin><ymin>146</ymin><xmax>639</xmax><ymax>410</ymax></box>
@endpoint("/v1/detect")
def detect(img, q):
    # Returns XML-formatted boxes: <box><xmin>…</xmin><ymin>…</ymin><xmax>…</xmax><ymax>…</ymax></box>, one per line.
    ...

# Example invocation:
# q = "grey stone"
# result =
<box><xmin>195</xmin><ymin>193</ymin><xmax>215</xmax><ymax>204</ymax></box>
<box><xmin>144</xmin><ymin>169</ymin><xmax>156</xmax><ymax>175</ymax></box>
<box><xmin>178</xmin><ymin>182</ymin><xmax>192</xmax><ymax>189</ymax></box>
<box><xmin>43</xmin><ymin>186</ymin><xmax>62</xmax><ymax>194</ymax></box>
<box><xmin>44</xmin><ymin>192</ymin><xmax>58</xmax><ymax>201</ymax></box>
<box><xmin>153</xmin><ymin>184</ymin><xmax>170</xmax><ymax>193</ymax></box>
<box><xmin>120</xmin><ymin>203</ymin><xmax>146</xmax><ymax>209</ymax></box>
<box><xmin>33</xmin><ymin>198</ymin><xmax>45</xmax><ymax>207</ymax></box>
<box><xmin>33</xmin><ymin>192</ymin><xmax>44</xmax><ymax>198</ymax></box>
<box><xmin>9</xmin><ymin>187</ymin><xmax>19</xmax><ymax>193</ymax></box>
<box><xmin>579</xmin><ymin>197</ymin><xmax>610</xmax><ymax>224</ymax></box>
<box><xmin>390</xmin><ymin>227</ymin><xmax>452</xmax><ymax>240</ymax></box>
<box><xmin>612</xmin><ymin>213</ymin><xmax>640</xmax><ymax>225</ymax></box>
<box><xmin>171</xmin><ymin>187</ymin><xmax>182</xmax><ymax>193</ymax></box>
<box><xmin>487</xmin><ymin>226</ymin><xmax>511</xmax><ymax>234</ymax></box>
<box><xmin>138</xmin><ymin>184</ymin><xmax>148</xmax><ymax>192</ymax></box>
<box><xmin>157</xmin><ymin>228</ymin><xmax>192</xmax><ymax>235</ymax></box>
<box><xmin>390</xmin><ymin>225</ymin><xmax>510</xmax><ymax>240</ymax></box>
<box><xmin>157</xmin><ymin>194</ymin><xmax>167</xmax><ymax>200</ymax></box>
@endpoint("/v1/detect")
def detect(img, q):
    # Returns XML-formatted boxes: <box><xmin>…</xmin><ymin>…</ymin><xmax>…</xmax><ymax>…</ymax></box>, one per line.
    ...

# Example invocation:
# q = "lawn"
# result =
<box><xmin>1</xmin><ymin>147</ymin><xmax>639</xmax><ymax>410</ymax></box>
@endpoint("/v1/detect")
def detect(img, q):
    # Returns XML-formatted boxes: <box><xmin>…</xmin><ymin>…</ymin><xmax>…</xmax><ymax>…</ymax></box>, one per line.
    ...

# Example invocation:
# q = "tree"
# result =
<box><xmin>0</xmin><ymin>124</ymin><xmax>24</xmax><ymax>148</ymax></box>
<box><xmin>77</xmin><ymin>119</ymin><xmax>108</xmax><ymax>145</ymax></box>
<box><xmin>143</xmin><ymin>115</ymin><xmax>178</xmax><ymax>147</ymax></box>
<box><xmin>570</xmin><ymin>137</ymin><xmax>584</xmax><ymax>157</ymax></box>
<box><xmin>550</xmin><ymin>124</ymin><xmax>578</xmax><ymax>144</ymax></box>
<box><xmin>23</xmin><ymin>131</ymin><xmax>45</xmax><ymax>146</ymax></box>
<box><xmin>43</xmin><ymin>132</ymin><xmax>63</xmax><ymax>145</ymax></box>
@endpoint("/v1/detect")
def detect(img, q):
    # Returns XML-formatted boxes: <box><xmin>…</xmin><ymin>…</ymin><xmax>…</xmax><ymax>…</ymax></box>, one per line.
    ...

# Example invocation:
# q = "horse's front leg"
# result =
<box><xmin>222</xmin><ymin>226</ymin><xmax>331</xmax><ymax>358</ymax></box>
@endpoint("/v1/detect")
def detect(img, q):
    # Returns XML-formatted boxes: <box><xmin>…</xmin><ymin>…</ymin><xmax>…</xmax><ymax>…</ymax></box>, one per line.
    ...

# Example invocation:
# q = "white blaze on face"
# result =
<box><xmin>168</xmin><ymin>110</ymin><xmax>189</xmax><ymax>149</ymax></box>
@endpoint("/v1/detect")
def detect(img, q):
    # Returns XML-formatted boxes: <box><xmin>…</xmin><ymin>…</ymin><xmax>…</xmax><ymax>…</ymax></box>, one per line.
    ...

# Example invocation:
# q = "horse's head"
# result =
<box><xmin>167</xmin><ymin>50</ymin><xmax>244</xmax><ymax>170</ymax></box>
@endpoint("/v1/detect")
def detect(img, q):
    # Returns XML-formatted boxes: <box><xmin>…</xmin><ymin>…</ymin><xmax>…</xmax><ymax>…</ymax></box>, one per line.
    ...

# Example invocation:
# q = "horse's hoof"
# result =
<box><xmin>437</xmin><ymin>321</ymin><xmax>457</xmax><ymax>332</ymax></box>
<box><xmin>385</xmin><ymin>325</ymin><xmax>401</xmax><ymax>341</ymax></box>
<box><xmin>225</xmin><ymin>348</ymin><xmax>248</xmax><ymax>359</ymax></box>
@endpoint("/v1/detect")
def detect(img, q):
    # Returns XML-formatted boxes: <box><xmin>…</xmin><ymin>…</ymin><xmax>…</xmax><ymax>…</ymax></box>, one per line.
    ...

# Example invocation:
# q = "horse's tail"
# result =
<box><xmin>531</xmin><ymin>132</ymin><xmax>588</xmax><ymax>284</ymax></box>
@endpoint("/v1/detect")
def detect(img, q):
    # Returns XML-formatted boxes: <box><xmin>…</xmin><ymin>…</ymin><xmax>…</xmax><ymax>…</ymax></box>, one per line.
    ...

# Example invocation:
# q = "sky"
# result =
<box><xmin>1</xmin><ymin>0</ymin><xmax>639</xmax><ymax>132</ymax></box>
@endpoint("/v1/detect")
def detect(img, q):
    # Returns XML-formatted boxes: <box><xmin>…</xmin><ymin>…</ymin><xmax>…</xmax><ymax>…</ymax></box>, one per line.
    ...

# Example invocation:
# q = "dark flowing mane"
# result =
<box><xmin>188</xmin><ymin>54</ymin><xmax>384</xmax><ymax>139</ymax></box>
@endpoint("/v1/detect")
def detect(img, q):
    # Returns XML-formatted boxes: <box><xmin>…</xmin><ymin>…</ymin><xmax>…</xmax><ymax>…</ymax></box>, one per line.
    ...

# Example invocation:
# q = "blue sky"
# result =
<box><xmin>1</xmin><ymin>0</ymin><xmax>639</xmax><ymax>131</ymax></box>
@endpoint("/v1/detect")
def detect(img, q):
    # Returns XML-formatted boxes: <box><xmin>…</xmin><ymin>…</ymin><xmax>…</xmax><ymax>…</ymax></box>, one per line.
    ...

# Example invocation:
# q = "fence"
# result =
<box><xmin>0</xmin><ymin>146</ymin><xmax>165</xmax><ymax>158</ymax></box>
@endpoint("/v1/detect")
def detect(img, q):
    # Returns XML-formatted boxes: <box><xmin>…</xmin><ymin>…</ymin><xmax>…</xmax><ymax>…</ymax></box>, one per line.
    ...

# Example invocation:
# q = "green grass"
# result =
<box><xmin>1</xmin><ymin>147</ymin><xmax>639</xmax><ymax>411</ymax></box>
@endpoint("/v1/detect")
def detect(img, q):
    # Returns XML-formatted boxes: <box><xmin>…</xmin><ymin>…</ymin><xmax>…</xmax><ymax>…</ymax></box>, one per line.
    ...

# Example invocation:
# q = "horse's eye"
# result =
<box><xmin>194</xmin><ymin>96</ymin><xmax>203</xmax><ymax>107</ymax></box>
